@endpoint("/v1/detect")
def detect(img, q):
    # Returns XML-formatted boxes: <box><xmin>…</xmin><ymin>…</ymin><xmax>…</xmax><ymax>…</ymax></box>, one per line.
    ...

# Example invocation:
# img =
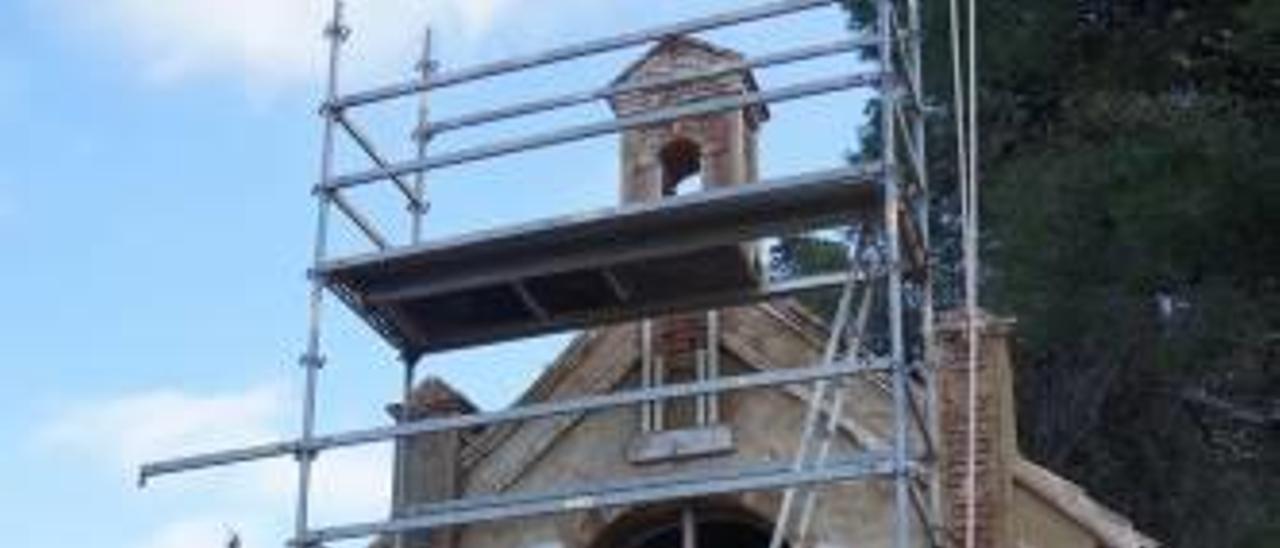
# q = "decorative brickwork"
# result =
<box><xmin>936</xmin><ymin>310</ymin><xmax>1017</xmax><ymax>548</ymax></box>
<box><xmin>653</xmin><ymin>313</ymin><xmax>709</xmax><ymax>430</ymax></box>
<box><xmin>656</xmin><ymin>314</ymin><xmax>707</xmax><ymax>357</ymax></box>
<box><xmin>609</xmin><ymin>36</ymin><xmax>765</xmax><ymax>206</ymax></box>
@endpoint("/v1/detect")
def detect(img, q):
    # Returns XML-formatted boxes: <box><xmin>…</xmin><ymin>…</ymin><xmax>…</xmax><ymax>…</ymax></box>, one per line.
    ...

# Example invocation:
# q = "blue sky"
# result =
<box><xmin>0</xmin><ymin>1</ymin><xmax>871</xmax><ymax>546</ymax></box>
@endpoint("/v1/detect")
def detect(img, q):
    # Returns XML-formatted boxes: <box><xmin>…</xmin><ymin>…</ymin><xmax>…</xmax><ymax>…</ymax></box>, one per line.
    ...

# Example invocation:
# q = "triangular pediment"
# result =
<box><xmin>608</xmin><ymin>35</ymin><xmax>769</xmax><ymax>123</ymax></box>
<box><xmin>458</xmin><ymin>302</ymin><xmax>894</xmax><ymax>494</ymax></box>
<box><xmin>613</xmin><ymin>35</ymin><xmax>748</xmax><ymax>87</ymax></box>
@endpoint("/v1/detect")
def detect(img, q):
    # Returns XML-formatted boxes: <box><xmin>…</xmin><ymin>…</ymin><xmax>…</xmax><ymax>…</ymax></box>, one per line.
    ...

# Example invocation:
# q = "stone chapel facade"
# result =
<box><xmin>375</xmin><ymin>37</ymin><xmax>1156</xmax><ymax>548</ymax></box>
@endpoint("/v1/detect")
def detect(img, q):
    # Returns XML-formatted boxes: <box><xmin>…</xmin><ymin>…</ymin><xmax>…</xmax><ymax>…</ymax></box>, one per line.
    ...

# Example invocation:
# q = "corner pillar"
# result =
<box><xmin>936</xmin><ymin>309</ymin><xmax>1018</xmax><ymax>548</ymax></box>
<box><xmin>388</xmin><ymin>377</ymin><xmax>476</xmax><ymax>548</ymax></box>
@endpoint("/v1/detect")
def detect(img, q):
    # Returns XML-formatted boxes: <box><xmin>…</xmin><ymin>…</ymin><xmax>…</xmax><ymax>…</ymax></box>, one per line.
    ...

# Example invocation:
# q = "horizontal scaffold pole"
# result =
<box><xmin>425</xmin><ymin>36</ymin><xmax>877</xmax><ymax>137</ymax></box>
<box><xmin>324</xmin><ymin>72</ymin><xmax>881</xmax><ymax>191</ymax></box>
<box><xmin>330</xmin><ymin>0</ymin><xmax>840</xmax><ymax>109</ymax></box>
<box><xmin>300</xmin><ymin>453</ymin><xmax>903</xmax><ymax>544</ymax></box>
<box><xmin>139</xmin><ymin>358</ymin><xmax>890</xmax><ymax>484</ymax></box>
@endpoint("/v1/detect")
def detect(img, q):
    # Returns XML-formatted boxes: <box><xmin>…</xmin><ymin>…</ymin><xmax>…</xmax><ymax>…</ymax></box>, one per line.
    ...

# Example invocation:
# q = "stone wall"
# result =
<box><xmin>435</xmin><ymin>303</ymin><xmax>929</xmax><ymax>548</ymax></box>
<box><xmin>451</xmin><ymin>358</ymin><xmax>915</xmax><ymax>548</ymax></box>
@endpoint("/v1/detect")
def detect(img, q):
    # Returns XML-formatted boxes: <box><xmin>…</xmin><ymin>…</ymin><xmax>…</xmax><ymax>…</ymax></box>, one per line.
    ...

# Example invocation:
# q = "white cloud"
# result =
<box><xmin>37</xmin><ymin>382</ymin><xmax>392</xmax><ymax>546</ymax></box>
<box><xmin>252</xmin><ymin>446</ymin><xmax>390</xmax><ymax>520</ymax></box>
<box><xmin>48</xmin><ymin>0</ymin><xmax>517</xmax><ymax>90</ymax></box>
<box><xmin>37</xmin><ymin>382</ymin><xmax>286</xmax><ymax>469</ymax></box>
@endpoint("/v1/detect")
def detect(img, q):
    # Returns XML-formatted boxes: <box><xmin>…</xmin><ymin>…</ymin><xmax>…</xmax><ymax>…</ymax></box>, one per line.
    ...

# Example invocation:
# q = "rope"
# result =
<box><xmin>947</xmin><ymin>0</ymin><xmax>981</xmax><ymax>545</ymax></box>
<box><xmin>964</xmin><ymin>0</ymin><xmax>981</xmax><ymax>543</ymax></box>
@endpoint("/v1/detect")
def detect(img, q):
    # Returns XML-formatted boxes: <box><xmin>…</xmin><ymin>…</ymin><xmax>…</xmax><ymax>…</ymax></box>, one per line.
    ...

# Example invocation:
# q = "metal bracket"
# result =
<box><xmin>410</xmin><ymin>123</ymin><xmax>436</xmax><ymax>145</ymax></box>
<box><xmin>299</xmin><ymin>353</ymin><xmax>327</xmax><ymax>370</ymax></box>
<box><xmin>292</xmin><ymin>442</ymin><xmax>321</xmax><ymax>463</ymax></box>
<box><xmin>323</xmin><ymin>22</ymin><xmax>351</xmax><ymax>42</ymax></box>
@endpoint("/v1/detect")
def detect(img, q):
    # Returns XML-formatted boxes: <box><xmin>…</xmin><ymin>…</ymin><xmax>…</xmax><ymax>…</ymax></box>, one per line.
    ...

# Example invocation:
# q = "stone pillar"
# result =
<box><xmin>388</xmin><ymin>377</ymin><xmax>477</xmax><ymax>548</ymax></box>
<box><xmin>620</xmin><ymin>131</ymin><xmax>664</xmax><ymax>203</ymax></box>
<box><xmin>936</xmin><ymin>309</ymin><xmax>1018</xmax><ymax>548</ymax></box>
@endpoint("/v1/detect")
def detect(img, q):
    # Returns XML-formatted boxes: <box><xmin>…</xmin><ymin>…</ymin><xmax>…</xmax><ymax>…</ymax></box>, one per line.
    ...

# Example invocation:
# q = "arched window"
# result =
<box><xmin>589</xmin><ymin>504</ymin><xmax>789</xmax><ymax>548</ymax></box>
<box><xmin>659</xmin><ymin>138</ymin><xmax>704</xmax><ymax>197</ymax></box>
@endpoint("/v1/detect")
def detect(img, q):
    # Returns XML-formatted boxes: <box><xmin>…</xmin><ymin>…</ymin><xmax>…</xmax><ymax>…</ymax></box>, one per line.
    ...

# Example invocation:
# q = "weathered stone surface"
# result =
<box><xmin>626</xmin><ymin>424</ymin><xmax>735</xmax><ymax>464</ymax></box>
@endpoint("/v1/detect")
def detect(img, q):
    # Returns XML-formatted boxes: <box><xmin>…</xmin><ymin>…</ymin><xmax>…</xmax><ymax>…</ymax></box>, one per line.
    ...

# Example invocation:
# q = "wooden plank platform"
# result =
<box><xmin>318</xmin><ymin>164</ymin><xmax>882</xmax><ymax>357</ymax></box>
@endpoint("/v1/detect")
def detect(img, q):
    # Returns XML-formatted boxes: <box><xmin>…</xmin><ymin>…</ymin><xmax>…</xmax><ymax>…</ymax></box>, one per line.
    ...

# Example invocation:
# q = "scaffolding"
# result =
<box><xmin>139</xmin><ymin>0</ymin><xmax>937</xmax><ymax>546</ymax></box>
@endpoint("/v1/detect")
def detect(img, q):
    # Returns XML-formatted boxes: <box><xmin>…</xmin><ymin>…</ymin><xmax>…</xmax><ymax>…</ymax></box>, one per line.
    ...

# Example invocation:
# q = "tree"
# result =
<box><xmin>773</xmin><ymin>1</ymin><xmax>1280</xmax><ymax>545</ymax></box>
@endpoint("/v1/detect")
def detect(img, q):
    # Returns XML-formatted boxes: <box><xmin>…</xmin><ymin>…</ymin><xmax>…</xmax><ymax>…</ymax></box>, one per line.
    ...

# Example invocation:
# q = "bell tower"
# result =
<box><xmin>609</xmin><ymin>36</ymin><xmax>769</xmax><ymax>204</ymax></box>
<box><xmin>609</xmin><ymin>36</ymin><xmax>769</xmax><ymax>457</ymax></box>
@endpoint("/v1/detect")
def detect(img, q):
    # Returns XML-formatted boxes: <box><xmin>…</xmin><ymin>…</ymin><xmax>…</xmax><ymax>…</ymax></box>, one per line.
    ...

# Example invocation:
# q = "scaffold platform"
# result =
<box><xmin>319</xmin><ymin>164</ymin><xmax>881</xmax><ymax>355</ymax></box>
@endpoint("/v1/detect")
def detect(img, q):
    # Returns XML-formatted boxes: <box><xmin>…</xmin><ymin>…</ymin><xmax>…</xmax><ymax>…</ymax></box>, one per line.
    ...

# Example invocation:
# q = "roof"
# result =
<box><xmin>608</xmin><ymin>35</ymin><xmax>770</xmax><ymax>123</ymax></box>
<box><xmin>612</xmin><ymin>35</ymin><xmax>749</xmax><ymax>86</ymax></box>
<box><xmin>1014</xmin><ymin>459</ymin><xmax>1161</xmax><ymax>548</ymax></box>
<box><xmin>390</xmin><ymin>376</ymin><xmax>478</xmax><ymax>421</ymax></box>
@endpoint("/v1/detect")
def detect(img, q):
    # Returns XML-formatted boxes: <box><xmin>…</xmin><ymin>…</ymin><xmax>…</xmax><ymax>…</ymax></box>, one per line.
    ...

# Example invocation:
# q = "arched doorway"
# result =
<box><xmin>589</xmin><ymin>502</ymin><xmax>788</xmax><ymax>548</ymax></box>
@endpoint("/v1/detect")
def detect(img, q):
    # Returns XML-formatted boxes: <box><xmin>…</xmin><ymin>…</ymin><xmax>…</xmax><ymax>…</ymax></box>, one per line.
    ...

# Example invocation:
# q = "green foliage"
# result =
<box><xmin>769</xmin><ymin>235</ymin><xmax>851</xmax><ymax>319</ymax></box>
<box><xmin>971</xmin><ymin>2</ymin><xmax>1280</xmax><ymax>546</ymax></box>
<box><xmin>989</xmin><ymin>90</ymin><xmax>1280</xmax><ymax>546</ymax></box>
<box><xmin>773</xmin><ymin>1</ymin><xmax>1280</xmax><ymax>546</ymax></box>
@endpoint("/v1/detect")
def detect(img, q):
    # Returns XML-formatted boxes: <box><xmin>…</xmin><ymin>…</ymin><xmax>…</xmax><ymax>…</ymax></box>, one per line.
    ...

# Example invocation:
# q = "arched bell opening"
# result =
<box><xmin>659</xmin><ymin>138</ymin><xmax>706</xmax><ymax>197</ymax></box>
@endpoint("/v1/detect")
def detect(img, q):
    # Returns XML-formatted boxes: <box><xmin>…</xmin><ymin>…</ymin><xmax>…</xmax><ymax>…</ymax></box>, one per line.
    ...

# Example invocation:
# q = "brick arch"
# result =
<box><xmin>585</xmin><ymin>498</ymin><xmax>789</xmax><ymax>548</ymax></box>
<box><xmin>621</xmin><ymin>112</ymin><xmax>746</xmax><ymax>204</ymax></box>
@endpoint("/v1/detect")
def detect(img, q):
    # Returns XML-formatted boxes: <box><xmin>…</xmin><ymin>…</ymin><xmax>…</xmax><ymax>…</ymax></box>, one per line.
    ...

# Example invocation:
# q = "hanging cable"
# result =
<box><xmin>965</xmin><ymin>2</ymin><xmax>982</xmax><ymax>548</ymax></box>
<box><xmin>946</xmin><ymin>0</ymin><xmax>981</xmax><ymax>545</ymax></box>
<box><xmin>963</xmin><ymin>0</ymin><xmax>982</xmax><ymax>544</ymax></box>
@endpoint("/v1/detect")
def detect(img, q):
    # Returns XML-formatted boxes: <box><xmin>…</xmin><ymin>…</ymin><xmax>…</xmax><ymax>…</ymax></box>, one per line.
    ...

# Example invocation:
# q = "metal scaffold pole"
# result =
<box><xmin>394</xmin><ymin>26</ymin><xmax>434</xmax><ymax>548</ymax></box>
<box><xmin>412</xmin><ymin>26</ymin><xmax>434</xmax><ymax>244</ymax></box>
<box><xmin>794</xmin><ymin>277</ymin><xmax>878</xmax><ymax>544</ymax></box>
<box><xmin>135</xmin><ymin>1</ymin><xmax>939</xmax><ymax>546</ymax></box>
<box><xmin>296</xmin><ymin>0</ymin><xmax>346</xmax><ymax>544</ymax></box>
<box><xmin>905</xmin><ymin>0</ymin><xmax>942</xmax><ymax>537</ymax></box>
<box><xmin>769</xmin><ymin>265</ymin><xmax>861</xmax><ymax>548</ymax></box>
<box><xmin>879</xmin><ymin>0</ymin><xmax>913</xmax><ymax>546</ymax></box>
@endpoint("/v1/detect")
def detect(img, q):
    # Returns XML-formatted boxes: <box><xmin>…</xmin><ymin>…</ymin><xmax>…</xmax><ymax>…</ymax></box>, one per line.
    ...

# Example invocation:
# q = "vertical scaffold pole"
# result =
<box><xmin>902</xmin><ymin>0</ymin><xmax>940</xmax><ymax>538</ymax></box>
<box><xmin>394</xmin><ymin>356</ymin><xmax>416</xmax><ymax>548</ymax></box>
<box><xmin>296</xmin><ymin>1</ymin><xmax>346</xmax><ymax>545</ymax></box>
<box><xmin>879</xmin><ymin>0</ymin><xmax>912</xmax><ymax>546</ymax></box>
<box><xmin>641</xmin><ymin>320</ymin><xmax>654</xmax><ymax>432</ymax></box>
<box><xmin>394</xmin><ymin>26</ymin><xmax>434</xmax><ymax>548</ymax></box>
<box><xmin>412</xmin><ymin>26</ymin><xmax>435</xmax><ymax>244</ymax></box>
<box><xmin>707</xmin><ymin>311</ymin><xmax>720</xmax><ymax>424</ymax></box>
